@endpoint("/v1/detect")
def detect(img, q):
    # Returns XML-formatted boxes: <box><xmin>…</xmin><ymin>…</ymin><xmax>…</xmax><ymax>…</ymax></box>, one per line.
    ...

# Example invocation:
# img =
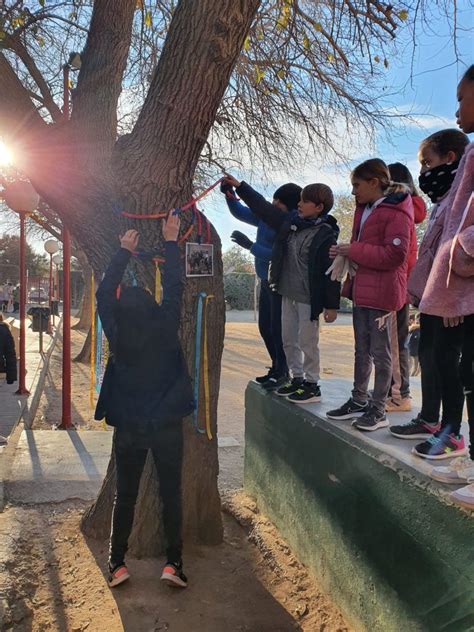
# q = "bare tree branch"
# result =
<box><xmin>72</xmin><ymin>0</ymin><xmax>136</xmax><ymax>153</ymax></box>
<box><xmin>5</xmin><ymin>37</ymin><xmax>63</xmax><ymax>122</ymax></box>
<box><xmin>0</xmin><ymin>52</ymin><xmax>46</xmax><ymax>149</ymax></box>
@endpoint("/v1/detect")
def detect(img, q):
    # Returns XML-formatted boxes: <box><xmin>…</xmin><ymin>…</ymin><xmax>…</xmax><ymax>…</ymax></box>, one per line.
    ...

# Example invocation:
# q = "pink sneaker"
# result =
<box><xmin>108</xmin><ymin>564</ymin><xmax>130</xmax><ymax>587</ymax></box>
<box><xmin>413</xmin><ymin>432</ymin><xmax>468</xmax><ymax>460</ymax></box>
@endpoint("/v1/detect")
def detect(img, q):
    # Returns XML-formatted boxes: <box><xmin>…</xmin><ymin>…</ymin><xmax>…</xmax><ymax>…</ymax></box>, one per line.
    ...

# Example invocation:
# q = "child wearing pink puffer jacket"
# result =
<box><xmin>420</xmin><ymin>65</ymin><xmax>474</xmax><ymax>509</ymax></box>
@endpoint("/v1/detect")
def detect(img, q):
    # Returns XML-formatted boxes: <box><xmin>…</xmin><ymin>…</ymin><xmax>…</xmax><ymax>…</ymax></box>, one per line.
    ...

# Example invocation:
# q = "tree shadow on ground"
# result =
<box><xmin>84</xmin><ymin>512</ymin><xmax>302</xmax><ymax>632</ymax></box>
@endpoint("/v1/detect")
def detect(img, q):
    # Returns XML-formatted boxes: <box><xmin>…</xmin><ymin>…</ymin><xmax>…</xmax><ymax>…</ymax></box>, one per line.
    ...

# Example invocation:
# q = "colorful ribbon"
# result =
<box><xmin>89</xmin><ymin>272</ymin><xmax>95</xmax><ymax>410</ymax></box>
<box><xmin>193</xmin><ymin>291</ymin><xmax>214</xmax><ymax>439</ymax></box>
<box><xmin>155</xmin><ymin>260</ymin><xmax>162</xmax><ymax>303</ymax></box>
<box><xmin>114</xmin><ymin>177</ymin><xmax>223</xmax><ymax>220</ymax></box>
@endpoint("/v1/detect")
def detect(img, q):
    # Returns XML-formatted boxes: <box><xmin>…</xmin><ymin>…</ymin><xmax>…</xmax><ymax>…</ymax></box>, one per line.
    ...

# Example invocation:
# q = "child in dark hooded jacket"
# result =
<box><xmin>95</xmin><ymin>215</ymin><xmax>193</xmax><ymax>590</ymax></box>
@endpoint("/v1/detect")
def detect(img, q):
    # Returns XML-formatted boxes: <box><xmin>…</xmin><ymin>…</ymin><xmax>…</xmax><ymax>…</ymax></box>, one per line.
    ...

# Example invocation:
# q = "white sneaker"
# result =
<box><xmin>430</xmin><ymin>457</ymin><xmax>474</xmax><ymax>484</ymax></box>
<box><xmin>450</xmin><ymin>482</ymin><xmax>474</xmax><ymax>509</ymax></box>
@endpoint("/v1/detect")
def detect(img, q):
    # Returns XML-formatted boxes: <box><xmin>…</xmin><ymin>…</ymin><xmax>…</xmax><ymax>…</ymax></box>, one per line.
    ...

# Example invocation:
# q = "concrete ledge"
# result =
<box><xmin>244</xmin><ymin>381</ymin><xmax>474</xmax><ymax>632</ymax></box>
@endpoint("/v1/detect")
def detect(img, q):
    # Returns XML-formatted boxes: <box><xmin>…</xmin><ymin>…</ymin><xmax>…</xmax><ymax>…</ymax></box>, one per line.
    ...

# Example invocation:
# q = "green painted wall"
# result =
<box><xmin>244</xmin><ymin>383</ymin><xmax>474</xmax><ymax>632</ymax></box>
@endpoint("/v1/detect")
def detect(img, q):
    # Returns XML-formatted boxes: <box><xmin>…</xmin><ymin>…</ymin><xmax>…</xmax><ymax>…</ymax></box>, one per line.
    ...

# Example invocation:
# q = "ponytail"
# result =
<box><xmin>385</xmin><ymin>181</ymin><xmax>410</xmax><ymax>196</ymax></box>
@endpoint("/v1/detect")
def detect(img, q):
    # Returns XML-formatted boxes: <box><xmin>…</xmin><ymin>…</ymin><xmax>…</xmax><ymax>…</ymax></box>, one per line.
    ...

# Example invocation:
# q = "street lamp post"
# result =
<box><xmin>44</xmin><ymin>239</ymin><xmax>59</xmax><ymax>334</ymax></box>
<box><xmin>2</xmin><ymin>181</ymin><xmax>40</xmax><ymax>395</ymax></box>
<box><xmin>52</xmin><ymin>253</ymin><xmax>61</xmax><ymax>318</ymax></box>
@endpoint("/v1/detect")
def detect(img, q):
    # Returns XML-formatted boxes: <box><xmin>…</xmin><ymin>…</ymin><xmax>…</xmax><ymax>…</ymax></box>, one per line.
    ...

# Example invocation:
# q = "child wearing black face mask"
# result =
<box><xmin>390</xmin><ymin>129</ymin><xmax>470</xmax><ymax>453</ymax></box>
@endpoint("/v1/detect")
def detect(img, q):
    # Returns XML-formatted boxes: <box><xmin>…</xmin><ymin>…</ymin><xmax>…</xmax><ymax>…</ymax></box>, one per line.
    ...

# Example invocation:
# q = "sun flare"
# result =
<box><xmin>0</xmin><ymin>141</ymin><xmax>13</xmax><ymax>166</ymax></box>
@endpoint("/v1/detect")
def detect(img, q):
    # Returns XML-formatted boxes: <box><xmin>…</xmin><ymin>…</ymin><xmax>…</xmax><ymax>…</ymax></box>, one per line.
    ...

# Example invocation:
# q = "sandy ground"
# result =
<box><xmin>1</xmin><ymin>314</ymin><xmax>354</xmax><ymax>632</ymax></box>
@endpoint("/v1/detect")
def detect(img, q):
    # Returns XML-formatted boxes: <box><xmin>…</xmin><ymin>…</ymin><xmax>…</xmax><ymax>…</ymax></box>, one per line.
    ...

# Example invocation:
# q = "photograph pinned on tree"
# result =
<box><xmin>186</xmin><ymin>243</ymin><xmax>214</xmax><ymax>277</ymax></box>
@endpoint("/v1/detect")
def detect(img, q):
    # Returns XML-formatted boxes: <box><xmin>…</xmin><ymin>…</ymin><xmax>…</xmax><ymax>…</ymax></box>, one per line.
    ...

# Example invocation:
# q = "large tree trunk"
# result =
<box><xmin>72</xmin><ymin>250</ymin><xmax>95</xmax><ymax>332</ymax></box>
<box><xmin>0</xmin><ymin>0</ymin><xmax>260</xmax><ymax>555</ymax></box>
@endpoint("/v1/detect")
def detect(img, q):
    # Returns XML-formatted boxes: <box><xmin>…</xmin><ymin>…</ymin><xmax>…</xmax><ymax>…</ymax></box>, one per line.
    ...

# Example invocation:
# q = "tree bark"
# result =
<box><xmin>0</xmin><ymin>0</ymin><xmax>261</xmax><ymax>556</ymax></box>
<box><xmin>72</xmin><ymin>250</ymin><xmax>95</xmax><ymax>332</ymax></box>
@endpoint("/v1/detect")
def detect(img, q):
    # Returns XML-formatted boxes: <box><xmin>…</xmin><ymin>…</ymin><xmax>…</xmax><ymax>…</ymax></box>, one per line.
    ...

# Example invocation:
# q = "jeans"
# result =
<box><xmin>258</xmin><ymin>280</ymin><xmax>287</xmax><ymax>376</ymax></box>
<box><xmin>109</xmin><ymin>420</ymin><xmax>183</xmax><ymax>568</ymax></box>
<box><xmin>419</xmin><ymin>314</ymin><xmax>465</xmax><ymax>434</ymax></box>
<box><xmin>352</xmin><ymin>306</ymin><xmax>393</xmax><ymax>414</ymax></box>
<box><xmin>389</xmin><ymin>304</ymin><xmax>411</xmax><ymax>399</ymax></box>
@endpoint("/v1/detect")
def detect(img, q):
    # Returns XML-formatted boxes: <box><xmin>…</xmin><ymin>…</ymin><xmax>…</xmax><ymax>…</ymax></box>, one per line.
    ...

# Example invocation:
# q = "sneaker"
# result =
<box><xmin>389</xmin><ymin>415</ymin><xmax>440</xmax><ymax>440</ymax></box>
<box><xmin>412</xmin><ymin>432</ymin><xmax>468</xmax><ymax>460</ymax></box>
<box><xmin>275</xmin><ymin>377</ymin><xmax>304</xmax><ymax>397</ymax></box>
<box><xmin>326</xmin><ymin>398</ymin><xmax>368</xmax><ymax>420</ymax></box>
<box><xmin>430</xmin><ymin>457</ymin><xmax>474</xmax><ymax>484</ymax></box>
<box><xmin>450</xmin><ymin>482</ymin><xmax>474</xmax><ymax>509</ymax></box>
<box><xmin>287</xmin><ymin>382</ymin><xmax>321</xmax><ymax>404</ymax></box>
<box><xmin>261</xmin><ymin>374</ymin><xmax>289</xmax><ymax>391</ymax></box>
<box><xmin>352</xmin><ymin>407</ymin><xmax>389</xmax><ymax>432</ymax></box>
<box><xmin>385</xmin><ymin>396</ymin><xmax>412</xmax><ymax>413</ymax></box>
<box><xmin>255</xmin><ymin>368</ymin><xmax>275</xmax><ymax>384</ymax></box>
<box><xmin>108</xmin><ymin>564</ymin><xmax>130</xmax><ymax>587</ymax></box>
<box><xmin>160</xmin><ymin>561</ymin><xmax>188</xmax><ymax>588</ymax></box>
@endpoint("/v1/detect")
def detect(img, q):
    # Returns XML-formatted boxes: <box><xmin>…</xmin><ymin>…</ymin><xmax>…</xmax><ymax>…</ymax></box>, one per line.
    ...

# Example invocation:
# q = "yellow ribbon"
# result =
<box><xmin>202</xmin><ymin>294</ymin><xmax>214</xmax><ymax>440</ymax></box>
<box><xmin>89</xmin><ymin>271</ymin><xmax>95</xmax><ymax>410</ymax></box>
<box><xmin>155</xmin><ymin>261</ymin><xmax>162</xmax><ymax>303</ymax></box>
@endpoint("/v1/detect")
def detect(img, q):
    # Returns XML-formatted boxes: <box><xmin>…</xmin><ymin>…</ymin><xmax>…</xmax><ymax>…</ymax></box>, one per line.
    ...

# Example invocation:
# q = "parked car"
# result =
<box><xmin>28</xmin><ymin>287</ymin><xmax>48</xmax><ymax>303</ymax></box>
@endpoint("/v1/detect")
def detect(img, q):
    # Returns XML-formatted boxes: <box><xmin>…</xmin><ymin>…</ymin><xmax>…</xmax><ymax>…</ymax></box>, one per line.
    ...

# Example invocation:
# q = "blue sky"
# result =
<box><xmin>205</xmin><ymin>1</ymin><xmax>474</xmax><ymax>251</ymax></box>
<box><xmin>1</xmin><ymin>3</ymin><xmax>472</xmax><ymax>256</ymax></box>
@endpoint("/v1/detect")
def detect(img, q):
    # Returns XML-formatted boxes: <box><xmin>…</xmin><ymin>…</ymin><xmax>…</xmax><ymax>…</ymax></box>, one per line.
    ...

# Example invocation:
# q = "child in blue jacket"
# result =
<box><xmin>222</xmin><ymin>182</ymin><xmax>302</xmax><ymax>389</ymax></box>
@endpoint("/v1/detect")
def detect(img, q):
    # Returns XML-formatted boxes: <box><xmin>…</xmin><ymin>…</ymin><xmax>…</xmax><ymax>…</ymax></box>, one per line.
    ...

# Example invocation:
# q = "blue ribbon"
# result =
<box><xmin>193</xmin><ymin>291</ymin><xmax>207</xmax><ymax>434</ymax></box>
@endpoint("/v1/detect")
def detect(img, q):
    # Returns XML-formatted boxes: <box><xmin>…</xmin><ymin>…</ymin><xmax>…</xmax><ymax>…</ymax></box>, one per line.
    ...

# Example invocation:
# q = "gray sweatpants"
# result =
<box><xmin>352</xmin><ymin>306</ymin><xmax>393</xmax><ymax>414</ymax></box>
<box><xmin>281</xmin><ymin>297</ymin><xmax>320</xmax><ymax>383</ymax></box>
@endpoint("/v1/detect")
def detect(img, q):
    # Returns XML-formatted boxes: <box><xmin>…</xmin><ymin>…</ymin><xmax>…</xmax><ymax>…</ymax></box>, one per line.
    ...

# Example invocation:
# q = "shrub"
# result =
<box><xmin>224</xmin><ymin>273</ymin><xmax>257</xmax><ymax>310</ymax></box>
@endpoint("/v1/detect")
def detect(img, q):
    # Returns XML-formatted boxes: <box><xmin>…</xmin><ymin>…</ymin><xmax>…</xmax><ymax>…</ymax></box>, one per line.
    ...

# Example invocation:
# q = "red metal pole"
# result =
<box><xmin>16</xmin><ymin>212</ymin><xmax>30</xmax><ymax>395</ymax></box>
<box><xmin>58</xmin><ymin>62</ymin><xmax>72</xmax><ymax>428</ymax></box>
<box><xmin>47</xmin><ymin>253</ymin><xmax>53</xmax><ymax>334</ymax></box>
<box><xmin>61</xmin><ymin>227</ymin><xmax>72</xmax><ymax>428</ymax></box>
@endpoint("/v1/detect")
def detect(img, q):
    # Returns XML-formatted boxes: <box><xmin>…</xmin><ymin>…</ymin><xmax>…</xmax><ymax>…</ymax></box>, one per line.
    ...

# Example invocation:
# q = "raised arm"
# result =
<box><xmin>96</xmin><ymin>230</ymin><xmax>137</xmax><ymax>342</ymax></box>
<box><xmin>159</xmin><ymin>214</ymin><xmax>184</xmax><ymax>326</ymax></box>
<box><xmin>223</xmin><ymin>174</ymin><xmax>287</xmax><ymax>232</ymax></box>
<box><xmin>222</xmin><ymin>183</ymin><xmax>259</xmax><ymax>228</ymax></box>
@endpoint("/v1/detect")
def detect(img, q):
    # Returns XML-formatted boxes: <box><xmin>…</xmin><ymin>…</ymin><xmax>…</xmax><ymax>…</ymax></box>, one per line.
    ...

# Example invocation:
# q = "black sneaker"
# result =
<box><xmin>160</xmin><ymin>561</ymin><xmax>188</xmax><ymax>588</ymax></box>
<box><xmin>255</xmin><ymin>368</ymin><xmax>275</xmax><ymax>384</ymax></box>
<box><xmin>352</xmin><ymin>407</ymin><xmax>389</xmax><ymax>432</ymax></box>
<box><xmin>261</xmin><ymin>374</ymin><xmax>289</xmax><ymax>391</ymax></box>
<box><xmin>389</xmin><ymin>415</ymin><xmax>441</xmax><ymax>440</ymax></box>
<box><xmin>275</xmin><ymin>377</ymin><xmax>304</xmax><ymax>397</ymax></box>
<box><xmin>326</xmin><ymin>398</ymin><xmax>368</xmax><ymax>420</ymax></box>
<box><xmin>287</xmin><ymin>382</ymin><xmax>321</xmax><ymax>403</ymax></box>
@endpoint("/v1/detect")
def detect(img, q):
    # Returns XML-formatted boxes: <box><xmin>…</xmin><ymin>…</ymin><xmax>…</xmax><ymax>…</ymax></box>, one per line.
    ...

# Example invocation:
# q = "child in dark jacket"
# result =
<box><xmin>95</xmin><ymin>215</ymin><xmax>193</xmax><ymax>590</ymax></box>
<box><xmin>326</xmin><ymin>158</ymin><xmax>414</xmax><ymax>431</ymax></box>
<box><xmin>0</xmin><ymin>314</ymin><xmax>17</xmax><ymax>386</ymax></box>
<box><xmin>385</xmin><ymin>162</ymin><xmax>427</xmax><ymax>412</ymax></box>
<box><xmin>0</xmin><ymin>313</ymin><xmax>17</xmax><ymax>446</ymax></box>
<box><xmin>223</xmin><ymin>174</ymin><xmax>341</xmax><ymax>404</ymax></box>
<box><xmin>221</xmin><ymin>182</ymin><xmax>301</xmax><ymax>386</ymax></box>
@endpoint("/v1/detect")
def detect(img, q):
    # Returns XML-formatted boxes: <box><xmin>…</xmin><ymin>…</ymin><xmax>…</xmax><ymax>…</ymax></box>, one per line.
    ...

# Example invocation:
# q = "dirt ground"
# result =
<box><xmin>2</xmin><ymin>315</ymin><xmax>355</xmax><ymax>632</ymax></box>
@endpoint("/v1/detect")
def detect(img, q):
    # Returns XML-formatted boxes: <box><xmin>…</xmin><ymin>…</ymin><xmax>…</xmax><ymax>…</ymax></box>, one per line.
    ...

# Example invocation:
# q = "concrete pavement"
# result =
<box><xmin>0</xmin><ymin>316</ymin><xmax>57</xmax><ymax>443</ymax></box>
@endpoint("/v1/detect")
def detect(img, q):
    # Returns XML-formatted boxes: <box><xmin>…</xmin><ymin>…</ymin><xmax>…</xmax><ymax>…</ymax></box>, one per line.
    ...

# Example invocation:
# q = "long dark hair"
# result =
<box><xmin>388</xmin><ymin>162</ymin><xmax>419</xmax><ymax>196</ymax></box>
<box><xmin>115</xmin><ymin>286</ymin><xmax>157</xmax><ymax>364</ymax></box>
